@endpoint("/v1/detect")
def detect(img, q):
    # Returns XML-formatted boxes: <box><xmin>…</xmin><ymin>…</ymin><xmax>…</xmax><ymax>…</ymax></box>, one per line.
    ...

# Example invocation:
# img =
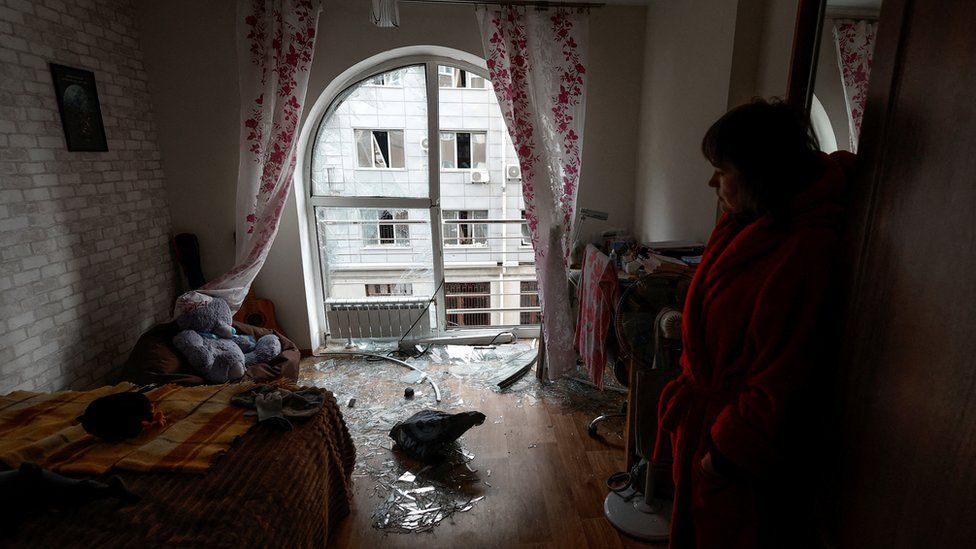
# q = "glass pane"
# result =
<box><xmin>311</xmin><ymin>64</ymin><xmax>427</xmax><ymax>197</ymax></box>
<box><xmin>438</xmin><ymin>65</ymin><xmax>454</xmax><ymax>88</ymax></box>
<box><xmin>457</xmin><ymin>132</ymin><xmax>471</xmax><ymax>169</ymax></box>
<box><xmin>373</xmin><ymin>131</ymin><xmax>389</xmax><ymax>168</ymax></box>
<box><xmin>385</xmin><ymin>69</ymin><xmax>403</xmax><ymax>86</ymax></box>
<box><xmin>471</xmin><ymin>211</ymin><xmax>487</xmax><ymax>244</ymax></box>
<box><xmin>389</xmin><ymin>130</ymin><xmax>405</xmax><ymax>168</ymax></box>
<box><xmin>468</xmin><ymin>74</ymin><xmax>486</xmax><ymax>89</ymax></box>
<box><xmin>472</xmin><ymin>132</ymin><xmax>487</xmax><ymax>169</ymax></box>
<box><xmin>440</xmin><ymin>132</ymin><xmax>456</xmax><ymax>169</ymax></box>
<box><xmin>362</xmin><ymin>220</ymin><xmax>378</xmax><ymax>245</ymax></box>
<box><xmin>354</xmin><ymin>129</ymin><xmax>371</xmax><ymax>168</ymax></box>
<box><xmin>438</xmin><ymin>64</ymin><xmax>530</xmax><ymax>327</ymax></box>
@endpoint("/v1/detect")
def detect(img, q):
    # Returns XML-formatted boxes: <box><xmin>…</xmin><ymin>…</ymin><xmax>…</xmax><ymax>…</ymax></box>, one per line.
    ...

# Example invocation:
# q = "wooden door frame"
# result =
<box><xmin>785</xmin><ymin>0</ymin><xmax>827</xmax><ymax>112</ymax></box>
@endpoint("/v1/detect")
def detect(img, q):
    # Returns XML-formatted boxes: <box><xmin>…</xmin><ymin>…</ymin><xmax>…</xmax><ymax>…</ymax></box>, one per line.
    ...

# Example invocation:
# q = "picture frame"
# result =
<box><xmin>50</xmin><ymin>63</ymin><xmax>108</xmax><ymax>152</ymax></box>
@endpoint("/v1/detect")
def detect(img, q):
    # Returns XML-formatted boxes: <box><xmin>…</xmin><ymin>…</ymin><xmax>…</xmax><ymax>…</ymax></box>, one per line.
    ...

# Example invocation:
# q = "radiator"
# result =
<box><xmin>325</xmin><ymin>297</ymin><xmax>432</xmax><ymax>341</ymax></box>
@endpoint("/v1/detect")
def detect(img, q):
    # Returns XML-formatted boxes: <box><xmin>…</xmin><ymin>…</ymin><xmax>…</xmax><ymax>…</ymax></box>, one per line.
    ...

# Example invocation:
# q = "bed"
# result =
<box><xmin>1</xmin><ymin>384</ymin><xmax>356</xmax><ymax>547</ymax></box>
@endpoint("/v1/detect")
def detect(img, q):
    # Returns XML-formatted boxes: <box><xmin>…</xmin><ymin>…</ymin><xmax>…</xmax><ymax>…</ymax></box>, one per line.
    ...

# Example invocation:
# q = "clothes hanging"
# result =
<box><xmin>574</xmin><ymin>245</ymin><xmax>620</xmax><ymax>389</ymax></box>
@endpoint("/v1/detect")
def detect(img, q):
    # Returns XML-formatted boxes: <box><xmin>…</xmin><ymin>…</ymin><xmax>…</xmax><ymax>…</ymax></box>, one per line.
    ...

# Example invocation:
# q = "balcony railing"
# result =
<box><xmin>318</xmin><ymin>212</ymin><xmax>540</xmax><ymax>329</ymax></box>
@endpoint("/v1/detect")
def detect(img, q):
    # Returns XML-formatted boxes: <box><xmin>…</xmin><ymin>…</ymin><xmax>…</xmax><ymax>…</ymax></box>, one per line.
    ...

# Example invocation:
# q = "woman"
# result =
<box><xmin>654</xmin><ymin>99</ymin><xmax>855</xmax><ymax>548</ymax></box>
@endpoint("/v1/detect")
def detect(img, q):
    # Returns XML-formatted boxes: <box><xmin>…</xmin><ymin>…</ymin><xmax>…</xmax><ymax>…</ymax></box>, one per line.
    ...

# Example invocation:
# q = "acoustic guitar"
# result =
<box><xmin>234</xmin><ymin>287</ymin><xmax>283</xmax><ymax>334</ymax></box>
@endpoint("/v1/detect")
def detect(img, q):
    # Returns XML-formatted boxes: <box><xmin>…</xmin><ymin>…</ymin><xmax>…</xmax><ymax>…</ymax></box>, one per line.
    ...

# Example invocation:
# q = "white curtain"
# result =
<box><xmin>192</xmin><ymin>0</ymin><xmax>322</xmax><ymax>312</ymax></box>
<box><xmin>476</xmin><ymin>7</ymin><xmax>589</xmax><ymax>380</ymax></box>
<box><xmin>833</xmin><ymin>19</ymin><xmax>878</xmax><ymax>153</ymax></box>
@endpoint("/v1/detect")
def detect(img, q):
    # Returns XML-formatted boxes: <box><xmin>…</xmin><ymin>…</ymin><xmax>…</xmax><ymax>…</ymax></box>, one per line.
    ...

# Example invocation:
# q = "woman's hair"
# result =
<box><xmin>701</xmin><ymin>98</ymin><xmax>821</xmax><ymax>220</ymax></box>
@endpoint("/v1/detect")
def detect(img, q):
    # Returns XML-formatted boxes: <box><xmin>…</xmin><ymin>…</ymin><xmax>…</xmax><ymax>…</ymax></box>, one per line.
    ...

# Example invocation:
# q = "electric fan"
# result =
<box><xmin>605</xmin><ymin>275</ymin><xmax>683</xmax><ymax>541</ymax></box>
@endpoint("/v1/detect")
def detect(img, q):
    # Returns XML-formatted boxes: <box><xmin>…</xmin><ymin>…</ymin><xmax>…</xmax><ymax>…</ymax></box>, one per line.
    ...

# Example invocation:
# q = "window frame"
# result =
<box><xmin>360</xmin><ymin>208</ymin><xmax>411</xmax><ymax>248</ymax></box>
<box><xmin>299</xmin><ymin>52</ymin><xmax>541</xmax><ymax>350</ymax></box>
<box><xmin>439</xmin><ymin>130</ymin><xmax>488</xmax><ymax>171</ymax></box>
<box><xmin>353</xmin><ymin>127</ymin><xmax>407</xmax><ymax>170</ymax></box>
<box><xmin>442</xmin><ymin>209</ymin><xmax>489</xmax><ymax>247</ymax></box>
<box><xmin>438</xmin><ymin>65</ymin><xmax>487</xmax><ymax>89</ymax></box>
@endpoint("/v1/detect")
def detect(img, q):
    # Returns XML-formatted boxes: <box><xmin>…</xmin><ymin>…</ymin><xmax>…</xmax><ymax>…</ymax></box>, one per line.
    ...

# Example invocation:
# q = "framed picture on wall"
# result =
<box><xmin>50</xmin><ymin>63</ymin><xmax>108</xmax><ymax>152</ymax></box>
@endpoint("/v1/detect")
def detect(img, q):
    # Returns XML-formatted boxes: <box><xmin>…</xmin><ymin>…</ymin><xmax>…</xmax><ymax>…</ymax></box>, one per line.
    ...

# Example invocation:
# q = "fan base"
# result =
<box><xmin>604</xmin><ymin>487</ymin><xmax>672</xmax><ymax>542</ymax></box>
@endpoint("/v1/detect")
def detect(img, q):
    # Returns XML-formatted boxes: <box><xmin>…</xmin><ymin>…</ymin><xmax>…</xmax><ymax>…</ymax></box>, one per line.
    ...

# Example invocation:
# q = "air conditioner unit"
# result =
<box><xmin>506</xmin><ymin>164</ymin><xmax>522</xmax><ymax>180</ymax></box>
<box><xmin>469</xmin><ymin>170</ymin><xmax>490</xmax><ymax>184</ymax></box>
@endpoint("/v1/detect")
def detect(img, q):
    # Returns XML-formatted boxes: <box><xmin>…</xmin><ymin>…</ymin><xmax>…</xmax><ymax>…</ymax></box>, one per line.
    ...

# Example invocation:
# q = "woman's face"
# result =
<box><xmin>708</xmin><ymin>162</ymin><xmax>744</xmax><ymax>214</ymax></box>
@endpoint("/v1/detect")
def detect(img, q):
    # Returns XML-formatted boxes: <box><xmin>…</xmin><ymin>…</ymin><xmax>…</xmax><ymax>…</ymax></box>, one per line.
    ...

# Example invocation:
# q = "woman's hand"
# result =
<box><xmin>700</xmin><ymin>451</ymin><xmax>721</xmax><ymax>478</ymax></box>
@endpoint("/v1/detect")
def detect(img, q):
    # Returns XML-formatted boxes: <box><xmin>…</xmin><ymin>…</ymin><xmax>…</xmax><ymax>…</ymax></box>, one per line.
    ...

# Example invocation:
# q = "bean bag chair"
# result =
<box><xmin>121</xmin><ymin>321</ymin><xmax>300</xmax><ymax>387</ymax></box>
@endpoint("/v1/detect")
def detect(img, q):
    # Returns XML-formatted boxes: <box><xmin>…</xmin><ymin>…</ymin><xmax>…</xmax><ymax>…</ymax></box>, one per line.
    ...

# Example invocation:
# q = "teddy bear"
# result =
<box><xmin>171</xmin><ymin>294</ymin><xmax>282</xmax><ymax>384</ymax></box>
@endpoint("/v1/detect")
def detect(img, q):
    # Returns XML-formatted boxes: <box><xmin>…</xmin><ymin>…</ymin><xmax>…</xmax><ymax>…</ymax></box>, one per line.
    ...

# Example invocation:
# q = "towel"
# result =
<box><xmin>0</xmin><ymin>382</ymin><xmax>259</xmax><ymax>475</ymax></box>
<box><xmin>574</xmin><ymin>244</ymin><xmax>621</xmax><ymax>389</ymax></box>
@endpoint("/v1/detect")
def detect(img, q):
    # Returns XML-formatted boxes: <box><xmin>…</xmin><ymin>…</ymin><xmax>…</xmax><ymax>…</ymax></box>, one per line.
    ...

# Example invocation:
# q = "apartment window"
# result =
<box><xmin>520</xmin><ymin>210</ymin><xmax>531</xmax><ymax>246</ymax></box>
<box><xmin>440</xmin><ymin>131</ymin><xmax>487</xmax><ymax>169</ymax></box>
<box><xmin>355</xmin><ymin>129</ymin><xmax>405</xmax><ymax>168</ymax></box>
<box><xmin>308</xmin><ymin>59</ymin><xmax>531</xmax><ymax>343</ymax></box>
<box><xmin>362</xmin><ymin>69</ymin><xmax>403</xmax><ymax>87</ymax></box>
<box><xmin>366</xmin><ymin>283</ymin><xmax>414</xmax><ymax>296</ymax></box>
<box><xmin>438</xmin><ymin>65</ymin><xmax>486</xmax><ymax>89</ymax></box>
<box><xmin>520</xmin><ymin>280</ymin><xmax>541</xmax><ymax>324</ymax></box>
<box><xmin>443</xmin><ymin>210</ymin><xmax>488</xmax><ymax>246</ymax></box>
<box><xmin>361</xmin><ymin>209</ymin><xmax>409</xmax><ymax>246</ymax></box>
<box><xmin>446</xmin><ymin>282</ymin><xmax>491</xmax><ymax>326</ymax></box>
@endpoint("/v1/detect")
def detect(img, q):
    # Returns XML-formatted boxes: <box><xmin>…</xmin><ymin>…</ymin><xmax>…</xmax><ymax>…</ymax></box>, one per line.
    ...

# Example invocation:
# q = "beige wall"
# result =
<box><xmin>137</xmin><ymin>0</ymin><xmax>646</xmax><ymax>348</ymax></box>
<box><xmin>754</xmin><ymin>0</ymin><xmax>799</xmax><ymax>98</ymax></box>
<box><xmin>633</xmin><ymin>0</ymin><xmax>800</xmax><ymax>244</ymax></box>
<box><xmin>633</xmin><ymin>0</ymin><xmax>739</xmax><ymax>244</ymax></box>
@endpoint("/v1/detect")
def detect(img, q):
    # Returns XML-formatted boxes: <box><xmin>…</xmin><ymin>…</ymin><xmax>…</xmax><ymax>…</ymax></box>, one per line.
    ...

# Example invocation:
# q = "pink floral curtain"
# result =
<box><xmin>833</xmin><ymin>19</ymin><xmax>877</xmax><ymax>153</ymax></box>
<box><xmin>477</xmin><ymin>7</ymin><xmax>589</xmax><ymax>380</ymax></box>
<box><xmin>197</xmin><ymin>0</ymin><xmax>322</xmax><ymax>311</ymax></box>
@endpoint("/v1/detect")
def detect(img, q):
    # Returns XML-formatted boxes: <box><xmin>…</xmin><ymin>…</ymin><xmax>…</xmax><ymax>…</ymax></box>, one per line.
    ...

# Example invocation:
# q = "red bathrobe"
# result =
<box><xmin>654</xmin><ymin>151</ymin><xmax>855</xmax><ymax>548</ymax></box>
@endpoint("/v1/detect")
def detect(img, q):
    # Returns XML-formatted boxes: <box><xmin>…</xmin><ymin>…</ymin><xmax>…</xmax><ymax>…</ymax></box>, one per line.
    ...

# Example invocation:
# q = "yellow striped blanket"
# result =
<box><xmin>0</xmin><ymin>382</ymin><xmax>256</xmax><ymax>475</ymax></box>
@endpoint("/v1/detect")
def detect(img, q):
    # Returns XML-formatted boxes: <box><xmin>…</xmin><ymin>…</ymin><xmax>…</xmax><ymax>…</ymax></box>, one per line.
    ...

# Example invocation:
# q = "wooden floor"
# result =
<box><xmin>308</xmin><ymin>356</ymin><xmax>667</xmax><ymax>549</ymax></box>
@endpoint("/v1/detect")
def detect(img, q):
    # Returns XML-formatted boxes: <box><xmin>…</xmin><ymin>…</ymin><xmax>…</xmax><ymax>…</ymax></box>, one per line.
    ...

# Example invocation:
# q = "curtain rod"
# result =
<box><xmin>398</xmin><ymin>0</ymin><xmax>606</xmax><ymax>9</ymax></box>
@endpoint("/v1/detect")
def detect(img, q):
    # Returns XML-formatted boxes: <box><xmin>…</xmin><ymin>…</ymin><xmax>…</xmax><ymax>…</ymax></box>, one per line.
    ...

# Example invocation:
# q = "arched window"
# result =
<box><xmin>811</xmin><ymin>94</ymin><xmax>839</xmax><ymax>153</ymax></box>
<box><xmin>299</xmin><ymin>52</ymin><xmax>541</xmax><ymax>345</ymax></box>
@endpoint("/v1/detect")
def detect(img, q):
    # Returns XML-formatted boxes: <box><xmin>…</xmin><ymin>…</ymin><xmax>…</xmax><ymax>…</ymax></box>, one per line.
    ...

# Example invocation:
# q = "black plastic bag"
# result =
<box><xmin>389</xmin><ymin>409</ymin><xmax>486</xmax><ymax>462</ymax></box>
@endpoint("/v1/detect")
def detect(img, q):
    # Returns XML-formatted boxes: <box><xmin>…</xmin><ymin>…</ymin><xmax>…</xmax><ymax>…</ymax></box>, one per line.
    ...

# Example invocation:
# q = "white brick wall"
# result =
<box><xmin>0</xmin><ymin>0</ymin><xmax>176</xmax><ymax>393</ymax></box>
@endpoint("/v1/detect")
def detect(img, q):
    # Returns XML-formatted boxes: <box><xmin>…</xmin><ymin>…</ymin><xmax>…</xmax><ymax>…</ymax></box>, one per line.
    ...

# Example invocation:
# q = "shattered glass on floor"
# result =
<box><xmin>299</xmin><ymin>341</ymin><xmax>625</xmax><ymax>535</ymax></box>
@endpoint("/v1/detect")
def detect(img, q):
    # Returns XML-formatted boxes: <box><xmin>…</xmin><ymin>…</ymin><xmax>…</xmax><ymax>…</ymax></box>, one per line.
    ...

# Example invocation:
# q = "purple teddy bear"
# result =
<box><xmin>172</xmin><ymin>297</ymin><xmax>281</xmax><ymax>384</ymax></box>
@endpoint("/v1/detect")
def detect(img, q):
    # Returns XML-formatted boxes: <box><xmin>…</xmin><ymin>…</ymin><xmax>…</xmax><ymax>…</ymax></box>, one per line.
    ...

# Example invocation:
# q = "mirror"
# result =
<box><xmin>789</xmin><ymin>0</ymin><xmax>882</xmax><ymax>154</ymax></box>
